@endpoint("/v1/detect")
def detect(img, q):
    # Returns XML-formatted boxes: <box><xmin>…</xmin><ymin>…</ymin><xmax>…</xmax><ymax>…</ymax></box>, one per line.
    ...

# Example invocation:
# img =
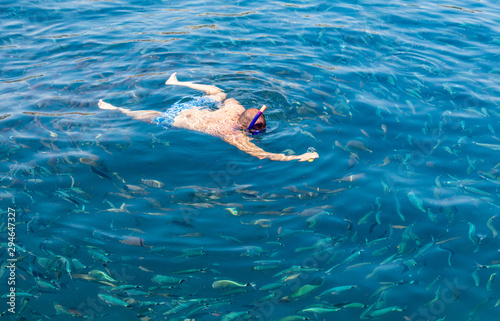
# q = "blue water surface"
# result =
<box><xmin>1</xmin><ymin>0</ymin><xmax>499</xmax><ymax>320</ymax></box>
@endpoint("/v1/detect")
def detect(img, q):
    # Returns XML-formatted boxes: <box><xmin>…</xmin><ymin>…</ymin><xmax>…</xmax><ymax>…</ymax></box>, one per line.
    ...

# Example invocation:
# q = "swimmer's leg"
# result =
<box><xmin>98</xmin><ymin>100</ymin><xmax>160</xmax><ymax>122</ymax></box>
<box><xmin>165</xmin><ymin>72</ymin><xmax>226</xmax><ymax>101</ymax></box>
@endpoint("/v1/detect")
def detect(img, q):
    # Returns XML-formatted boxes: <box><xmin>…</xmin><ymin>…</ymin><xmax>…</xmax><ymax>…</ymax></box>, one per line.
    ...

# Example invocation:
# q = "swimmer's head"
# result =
<box><xmin>238</xmin><ymin>107</ymin><xmax>267</xmax><ymax>134</ymax></box>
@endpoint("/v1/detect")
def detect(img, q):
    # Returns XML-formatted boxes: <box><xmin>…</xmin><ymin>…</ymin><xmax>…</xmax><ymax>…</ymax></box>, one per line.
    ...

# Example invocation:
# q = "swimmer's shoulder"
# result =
<box><xmin>224</xmin><ymin>98</ymin><xmax>241</xmax><ymax>105</ymax></box>
<box><xmin>222</xmin><ymin>98</ymin><xmax>245</xmax><ymax>113</ymax></box>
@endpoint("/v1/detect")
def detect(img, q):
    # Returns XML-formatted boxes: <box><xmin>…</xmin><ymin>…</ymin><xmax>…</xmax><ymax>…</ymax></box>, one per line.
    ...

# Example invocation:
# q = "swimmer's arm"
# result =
<box><xmin>223</xmin><ymin>133</ymin><xmax>319</xmax><ymax>162</ymax></box>
<box><xmin>166</xmin><ymin>73</ymin><xmax>227</xmax><ymax>102</ymax></box>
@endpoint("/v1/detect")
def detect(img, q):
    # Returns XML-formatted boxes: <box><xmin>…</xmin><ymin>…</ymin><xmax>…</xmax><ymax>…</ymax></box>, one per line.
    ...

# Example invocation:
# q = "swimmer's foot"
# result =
<box><xmin>98</xmin><ymin>99</ymin><xmax>118</xmax><ymax>110</ymax></box>
<box><xmin>98</xmin><ymin>99</ymin><xmax>160</xmax><ymax>122</ymax></box>
<box><xmin>165</xmin><ymin>73</ymin><xmax>222</xmax><ymax>95</ymax></box>
<box><xmin>165</xmin><ymin>72</ymin><xmax>181</xmax><ymax>85</ymax></box>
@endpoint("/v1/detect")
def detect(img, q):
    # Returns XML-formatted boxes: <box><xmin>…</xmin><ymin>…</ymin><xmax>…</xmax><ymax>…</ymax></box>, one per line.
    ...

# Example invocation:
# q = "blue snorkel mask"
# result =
<box><xmin>247</xmin><ymin>105</ymin><xmax>267</xmax><ymax>135</ymax></box>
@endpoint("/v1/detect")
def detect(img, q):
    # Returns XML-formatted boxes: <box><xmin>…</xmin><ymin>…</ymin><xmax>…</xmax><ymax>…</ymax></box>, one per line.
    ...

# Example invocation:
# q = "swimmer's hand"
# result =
<box><xmin>297</xmin><ymin>152</ymin><xmax>319</xmax><ymax>162</ymax></box>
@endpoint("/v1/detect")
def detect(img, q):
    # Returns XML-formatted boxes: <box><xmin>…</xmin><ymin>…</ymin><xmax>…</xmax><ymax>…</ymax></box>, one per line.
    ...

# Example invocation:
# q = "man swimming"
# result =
<box><xmin>98</xmin><ymin>73</ymin><xmax>319</xmax><ymax>162</ymax></box>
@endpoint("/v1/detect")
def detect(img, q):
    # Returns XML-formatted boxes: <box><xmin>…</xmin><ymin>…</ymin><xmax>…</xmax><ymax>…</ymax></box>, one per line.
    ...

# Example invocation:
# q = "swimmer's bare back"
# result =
<box><xmin>98</xmin><ymin>73</ymin><xmax>319</xmax><ymax>162</ymax></box>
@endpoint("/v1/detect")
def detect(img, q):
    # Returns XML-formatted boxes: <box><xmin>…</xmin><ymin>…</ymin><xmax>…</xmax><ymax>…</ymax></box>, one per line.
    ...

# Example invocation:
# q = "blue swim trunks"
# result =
<box><xmin>154</xmin><ymin>96</ymin><xmax>220</xmax><ymax>128</ymax></box>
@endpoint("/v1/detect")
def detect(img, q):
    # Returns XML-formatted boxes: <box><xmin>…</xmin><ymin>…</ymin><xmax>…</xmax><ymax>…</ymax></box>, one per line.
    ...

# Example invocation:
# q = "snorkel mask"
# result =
<box><xmin>247</xmin><ymin>105</ymin><xmax>267</xmax><ymax>135</ymax></box>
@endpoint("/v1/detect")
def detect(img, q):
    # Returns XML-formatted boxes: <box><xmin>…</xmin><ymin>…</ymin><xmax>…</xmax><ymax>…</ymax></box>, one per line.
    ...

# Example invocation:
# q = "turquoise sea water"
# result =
<box><xmin>1</xmin><ymin>0</ymin><xmax>499</xmax><ymax>320</ymax></box>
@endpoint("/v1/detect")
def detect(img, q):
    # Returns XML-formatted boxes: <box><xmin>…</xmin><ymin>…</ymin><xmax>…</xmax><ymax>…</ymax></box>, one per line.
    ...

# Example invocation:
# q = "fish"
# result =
<box><xmin>436</xmin><ymin>246</ymin><xmax>454</xmax><ymax>266</ymax></box>
<box><xmin>109</xmin><ymin>284</ymin><xmax>141</xmax><ymax>292</ymax></box>
<box><xmin>255</xmin><ymin>292</ymin><xmax>277</xmax><ymax>303</ymax></box>
<box><xmin>253</xmin><ymin>264</ymin><xmax>279</xmax><ymax>271</ymax></box>
<box><xmin>1</xmin><ymin>291</ymin><xmax>38</xmax><ymax>299</ymax></box>
<box><xmin>486</xmin><ymin>273</ymin><xmax>496</xmax><ymax>292</ymax></box>
<box><xmin>212</xmin><ymin>280</ymin><xmax>254</xmax><ymax>290</ymax></box>
<box><xmin>274</xmin><ymin>265</ymin><xmax>321</xmax><ymax>278</ymax></box>
<box><xmin>341</xmin><ymin>302</ymin><xmax>367</xmax><ymax>309</ymax></box>
<box><xmin>368</xmin><ymin>306</ymin><xmax>404</xmax><ymax>318</ymax></box>
<box><xmin>346</xmin><ymin>140</ymin><xmax>372</xmax><ymax>153</ymax></box>
<box><xmin>381</xmin><ymin>179</ymin><xmax>391</xmax><ymax>195</ymax></box>
<box><xmin>79</xmin><ymin>157</ymin><xmax>98</xmax><ymax>167</ymax></box>
<box><xmin>281</xmin><ymin>282</ymin><xmax>322</xmax><ymax>301</ymax></box>
<box><xmin>467</xmin><ymin>222</ymin><xmax>480</xmax><ymax>246</ymax></box>
<box><xmin>225</xmin><ymin>207</ymin><xmax>240</xmax><ymax>216</ymax></box>
<box><xmin>141</xmin><ymin>178</ymin><xmax>164</xmax><ymax>188</ymax></box>
<box><xmin>173</xmin><ymin>268</ymin><xmax>206</xmax><ymax>274</ymax></box>
<box><xmin>378</xmin><ymin>156</ymin><xmax>391</xmax><ymax>167</ymax></box>
<box><xmin>358</xmin><ymin>209</ymin><xmax>375</xmax><ymax>225</ymax></box>
<box><xmin>276</xmin><ymin>316</ymin><xmax>309</xmax><ymax>321</ymax></box>
<box><xmin>220</xmin><ymin>235</ymin><xmax>243</xmax><ymax>243</ymax></box>
<box><xmin>435</xmin><ymin>236</ymin><xmax>463</xmax><ymax>245</ymax></box>
<box><xmin>243</xmin><ymin>218</ymin><xmax>272</xmax><ymax>228</ymax></box>
<box><xmin>295</xmin><ymin>238</ymin><xmax>333</xmax><ymax>253</ymax></box>
<box><xmin>298</xmin><ymin>205</ymin><xmax>334</xmax><ymax>216</ymax></box>
<box><xmin>398</xmin><ymin>224</ymin><xmax>414</xmax><ymax>254</ymax></box>
<box><xmin>54</xmin><ymin>302</ymin><xmax>85</xmax><ymax>317</ymax></box>
<box><xmin>143</xmin><ymin>197</ymin><xmax>163</xmax><ymax>208</ymax></box>
<box><xmin>151</xmin><ymin>275</ymin><xmax>185</xmax><ymax>285</ymax></box>
<box><xmin>119</xmin><ymin>236</ymin><xmax>149</xmax><ymax>247</ymax></box>
<box><xmin>395</xmin><ymin>197</ymin><xmax>405</xmax><ymax>222</ymax></box>
<box><xmin>463</xmin><ymin>185</ymin><xmax>490</xmax><ymax>196</ymax></box>
<box><xmin>473</xmin><ymin>142</ymin><xmax>500</xmax><ymax>151</ymax></box>
<box><xmin>487</xmin><ymin>215</ymin><xmax>497</xmax><ymax>238</ymax></box>
<box><xmin>334</xmin><ymin>173</ymin><xmax>366</xmax><ymax>182</ymax></box>
<box><xmin>97</xmin><ymin>293</ymin><xmax>130</xmax><ymax>307</ymax></box>
<box><xmin>334</xmin><ymin>140</ymin><xmax>348</xmax><ymax>151</ymax></box>
<box><xmin>468</xmin><ymin>297</ymin><xmax>491</xmax><ymax>318</ymax></box>
<box><xmin>299</xmin><ymin>306</ymin><xmax>340</xmax><ymax>314</ymax></box>
<box><xmin>427</xmin><ymin>208</ymin><xmax>438</xmax><ymax>223</ymax></box>
<box><xmin>241</xmin><ymin>246</ymin><xmax>269</xmax><ymax>257</ymax></box>
<box><xmin>71</xmin><ymin>258</ymin><xmax>87</xmax><ymax>271</ymax></box>
<box><xmin>414</xmin><ymin>238</ymin><xmax>435</xmax><ymax>258</ymax></box>
<box><xmin>222</xmin><ymin>311</ymin><xmax>253</xmax><ymax>321</ymax></box>
<box><xmin>163</xmin><ymin>299</ymin><xmax>205</xmax><ymax>315</ymax></box>
<box><xmin>312</xmin><ymin>88</ymin><xmax>334</xmax><ymax>98</ymax></box>
<box><xmin>478</xmin><ymin>263</ymin><xmax>500</xmax><ymax>269</ymax></box>
<box><xmin>90</xmin><ymin>166</ymin><xmax>112</xmax><ymax>180</ymax></box>
<box><xmin>316</xmin><ymin>284</ymin><xmax>356</xmax><ymax>297</ymax></box>
<box><xmin>348</xmin><ymin>152</ymin><xmax>359</xmax><ymax>169</ymax></box>
<box><xmin>36</xmin><ymin>278</ymin><xmax>60</xmax><ymax>293</ymax></box>
<box><xmin>89</xmin><ymin>270</ymin><xmax>119</xmax><ymax>283</ymax></box>
<box><xmin>260</xmin><ymin>282</ymin><xmax>286</xmax><ymax>292</ymax></box>
<box><xmin>407</xmin><ymin>190</ymin><xmax>426</xmax><ymax>213</ymax></box>
<box><xmin>326</xmin><ymin>250</ymin><xmax>362</xmax><ymax>273</ymax></box>
<box><xmin>423</xmin><ymin>288</ymin><xmax>441</xmax><ymax>306</ymax></box>
<box><xmin>183</xmin><ymin>202</ymin><xmax>214</xmax><ymax>208</ymax></box>
<box><xmin>124</xmin><ymin>184</ymin><xmax>148</xmax><ymax>195</ymax></box>
<box><xmin>405</xmin><ymin>100</ymin><xmax>416</xmax><ymax>114</ymax></box>
<box><xmin>325</xmin><ymin>103</ymin><xmax>346</xmax><ymax>117</ymax></box>
<box><xmin>281</xmin><ymin>273</ymin><xmax>301</xmax><ymax>282</ymax></box>
<box><xmin>360</xmin><ymin>295</ymin><xmax>387</xmax><ymax>318</ymax></box>
<box><xmin>306</xmin><ymin>212</ymin><xmax>330</xmax><ymax>228</ymax></box>
<box><xmin>102</xmin><ymin>202</ymin><xmax>130</xmax><ymax>213</ymax></box>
